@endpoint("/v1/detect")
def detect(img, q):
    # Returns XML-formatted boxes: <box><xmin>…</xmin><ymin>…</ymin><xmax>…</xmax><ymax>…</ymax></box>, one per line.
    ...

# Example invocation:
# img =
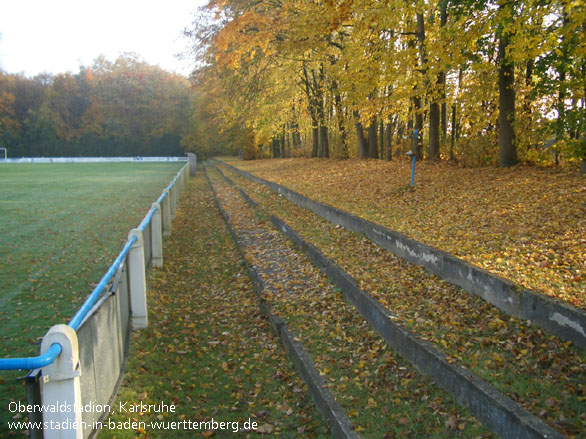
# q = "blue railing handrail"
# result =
<box><xmin>0</xmin><ymin>163</ymin><xmax>188</xmax><ymax>371</ymax></box>
<box><xmin>138</xmin><ymin>207</ymin><xmax>157</xmax><ymax>233</ymax></box>
<box><xmin>68</xmin><ymin>236</ymin><xmax>137</xmax><ymax>331</ymax></box>
<box><xmin>0</xmin><ymin>343</ymin><xmax>62</xmax><ymax>371</ymax></box>
<box><xmin>0</xmin><ymin>236</ymin><xmax>138</xmax><ymax>371</ymax></box>
<box><xmin>156</xmin><ymin>191</ymin><xmax>167</xmax><ymax>205</ymax></box>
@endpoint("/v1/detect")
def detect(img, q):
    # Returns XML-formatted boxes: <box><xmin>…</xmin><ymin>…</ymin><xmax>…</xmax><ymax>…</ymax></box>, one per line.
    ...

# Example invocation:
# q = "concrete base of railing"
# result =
<box><xmin>128</xmin><ymin>229</ymin><xmax>148</xmax><ymax>330</ymax></box>
<box><xmin>188</xmin><ymin>153</ymin><xmax>197</xmax><ymax>176</ymax></box>
<box><xmin>40</xmin><ymin>325</ymin><xmax>83</xmax><ymax>439</ymax></box>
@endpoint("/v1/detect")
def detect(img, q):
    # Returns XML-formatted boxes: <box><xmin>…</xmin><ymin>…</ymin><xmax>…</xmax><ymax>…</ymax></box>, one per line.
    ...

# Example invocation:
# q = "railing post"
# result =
<box><xmin>40</xmin><ymin>325</ymin><xmax>82</xmax><ymax>439</ymax></box>
<box><xmin>127</xmin><ymin>229</ymin><xmax>148</xmax><ymax>329</ymax></box>
<box><xmin>187</xmin><ymin>153</ymin><xmax>197</xmax><ymax>176</ymax></box>
<box><xmin>151</xmin><ymin>203</ymin><xmax>163</xmax><ymax>268</ymax></box>
<box><xmin>162</xmin><ymin>190</ymin><xmax>172</xmax><ymax>236</ymax></box>
<box><xmin>183</xmin><ymin>163</ymin><xmax>190</xmax><ymax>185</ymax></box>
<box><xmin>169</xmin><ymin>183</ymin><xmax>177</xmax><ymax>219</ymax></box>
<box><xmin>176</xmin><ymin>173</ymin><xmax>183</xmax><ymax>200</ymax></box>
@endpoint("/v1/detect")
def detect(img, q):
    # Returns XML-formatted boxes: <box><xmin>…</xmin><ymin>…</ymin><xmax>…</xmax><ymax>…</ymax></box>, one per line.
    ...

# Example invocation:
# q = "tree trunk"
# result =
<box><xmin>439</xmin><ymin>2</ymin><xmax>448</xmax><ymax>147</ymax></box>
<box><xmin>429</xmin><ymin>102</ymin><xmax>440</xmax><ymax>160</ymax></box>
<box><xmin>316</xmin><ymin>63</ymin><xmax>329</xmax><ymax>158</ymax></box>
<box><xmin>340</xmin><ymin>121</ymin><xmax>348</xmax><ymax>159</ymax></box>
<box><xmin>441</xmin><ymin>98</ymin><xmax>447</xmax><ymax>147</ymax></box>
<box><xmin>319</xmin><ymin>125</ymin><xmax>329</xmax><ymax>158</ymax></box>
<box><xmin>379</xmin><ymin>119</ymin><xmax>384</xmax><ymax>159</ymax></box>
<box><xmin>397</xmin><ymin>123</ymin><xmax>406</xmax><ymax>154</ymax></box>
<box><xmin>413</xmin><ymin>96</ymin><xmax>424</xmax><ymax>160</ymax></box>
<box><xmin>450</xmin><ymin>104</ymin><xmax>457</xmax><ymax>161</ymax></box>
<box><xmin>385</xmin><ymin>117</ymin><xmax>394</xmax><ymax>161</ymax></box>
<box><xmin>293</xmin><ymin>124</ymin><xmax>301</xmax><ymax>149</ymax></box>
<box><xmin>368</xmin><ymin>115</ymin><xmax>379</xmax><ymax>159</ymax></box>
<box><xmin>302</xmin><ymin>61</ymin><xmax>321</xmax><ymax>159</ymax></box>
<box><xmin>286</xmin><ymin>123</ymin><xmax>291</xmax><ymax>157</ymax></box>
<box><xmin>279</xmin><ymin>125</ymin><xmax>285</xmax><ymax>158</ymax></box>
<box><xmin>497</xmin><ymin>7</ymin><xmax>517</xmax><ymax>167</ymax></box>
<box><xmin>429</xmin><ymin>4</ymin><xmax>446</xmax><ymax>161</ymax></box>
<box><xmin>334</xmin><ymin>91</ymin><xmax>348</xmax><ymax>159</ymax></box>
<box><xmin>355</xmin><ymin>111</ymin><xmax>367</xmax><ymax>158</ymax></box>
<box><xmin>414</xmin><ymin>13</ymin><xmax>426</xmax><ymax>161</ymax></box>
<box><xmin>312</xmin><ymin>125</ymin><xmax>319</xmax><ymax>158</ymax></box>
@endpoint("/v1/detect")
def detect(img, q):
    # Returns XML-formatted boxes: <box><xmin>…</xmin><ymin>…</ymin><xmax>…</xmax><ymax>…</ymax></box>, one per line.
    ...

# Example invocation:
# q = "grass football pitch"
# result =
<box><xmin>0</xmin><ymin>162</ymin><xmax>183</xmax><ymax>429</ymax></box>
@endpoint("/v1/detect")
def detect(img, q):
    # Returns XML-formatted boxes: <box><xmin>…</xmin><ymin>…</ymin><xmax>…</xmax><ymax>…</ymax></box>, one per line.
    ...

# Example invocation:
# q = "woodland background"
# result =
<box><xmin>188</xmin><ymin>0</ymin><xmax>585</xmax><ymax>170</ymax></box>
<box><xmin>1</xmin><ymin>0</ymin><xmax>585</xmax><ymax>171</ymax></box>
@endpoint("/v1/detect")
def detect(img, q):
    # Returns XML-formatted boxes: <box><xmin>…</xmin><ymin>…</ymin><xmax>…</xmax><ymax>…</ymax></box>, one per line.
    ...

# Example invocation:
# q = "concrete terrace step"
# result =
<box><xmin>217</xmin><ymin>160</ymin><xmax>586</xmax><ymax>351</ymax></box>
<box><xmin>212</xmin><ymin>162</ymin><xmax>585</xmax><ymax>438</ymax></box>
<box><xmin>205</xmin><ymin>164</ymin><xmax>496</xmax><ymax>438</ymax></box>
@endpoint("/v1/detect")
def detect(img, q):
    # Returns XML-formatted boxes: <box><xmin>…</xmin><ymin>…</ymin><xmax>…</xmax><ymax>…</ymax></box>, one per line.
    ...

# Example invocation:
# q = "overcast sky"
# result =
<box><xmin>0</xmin><ymin>0</ymin><xmax>206</xmax><ymax>77</ymax></box>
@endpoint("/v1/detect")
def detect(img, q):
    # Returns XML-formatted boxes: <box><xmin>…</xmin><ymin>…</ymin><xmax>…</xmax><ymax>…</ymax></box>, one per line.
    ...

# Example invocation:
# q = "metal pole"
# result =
<box><xmin>411</xmin><ymin>155</ymin><xmax>416</xmax><ymax>187</ymax></box>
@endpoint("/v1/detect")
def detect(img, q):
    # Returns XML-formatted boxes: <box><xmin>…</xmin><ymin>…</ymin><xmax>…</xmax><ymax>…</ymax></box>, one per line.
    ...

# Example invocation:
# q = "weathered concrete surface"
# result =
<box><xmin>219</xmin><ymin>161</ymin><xmax>586</xmax><ymax>350</ymax></box>
<box><xmin>205</xmin><ymin>165</ymin><xmax>360</xmax><ymax>439</ymax></box>
<box><xmin>272</xmin><ymin>216</ymin><xmax>564</xmax><ymax>439</ymax></box>
<box><xmin>187</xmin><ymin>153</ymin><xmax>197</xmax><ymax>176</ymax></box>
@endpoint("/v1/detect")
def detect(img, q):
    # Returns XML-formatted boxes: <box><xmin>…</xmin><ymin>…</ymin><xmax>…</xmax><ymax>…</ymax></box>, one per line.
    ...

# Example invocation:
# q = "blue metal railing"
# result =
<box><xmin>156</xmin><ymin>190</ymin><xmax>168</xmax><ymax>205</ymax></box>
<box><xmin>0</xmin><ymin>343</ymin><xmax>62</xmax><ymax>371</ymax></box>
<box><xmin>68</xmin><ymin>236</ymin><xmax>137</xmax><ymax>331</ymax></box>
<box><xmin>0</xmin><ymin>164</ymin><xmax>188</xmax><ymax>371</ymax></box>
<box><xmin>138</xmin><ymin>208</ymin><xmax>157</xmax><ymax>233</ymax></box>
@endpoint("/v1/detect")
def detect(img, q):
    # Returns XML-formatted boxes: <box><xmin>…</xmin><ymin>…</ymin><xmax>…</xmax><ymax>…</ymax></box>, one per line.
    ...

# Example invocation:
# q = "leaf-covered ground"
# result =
<box><xmin>206</xmin><ymin>165</ymin><xmax>493</xmax><ymax>438</ymax></box>
<box><xmin>215</xmin><ymin>162</ymin><xmax>586</xmax><ymax>437</ymax></box>
<box><xmin>101</xmin><ymin>172</ymin><xmax>329</xmax><ymax>438</ymax></box>
<box><xmin>222</xmin><ymin>158</ymin><xmax>585</xmax><ymax>310</ymax></box>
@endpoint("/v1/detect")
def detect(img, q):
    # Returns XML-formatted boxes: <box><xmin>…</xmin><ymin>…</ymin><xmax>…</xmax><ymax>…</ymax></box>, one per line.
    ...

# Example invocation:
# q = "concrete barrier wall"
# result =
<box><xmin>272</xmin><ymin>216</ymin><xmax>564</xmax><ymax>439</ymax></box>
<box><xmin>220</xmin><ymin>161</ymin><xmax>586</xmax><ymax>350</ymax></box>
<box><xmin>214</xmin><ymin>163</ymin><xmax>564</xmax><ymax>439</ymax></box>
<box><xmin>77</xmin><ymin>264</ymin><xmax>130</xmax><ymax>437</ymax></box>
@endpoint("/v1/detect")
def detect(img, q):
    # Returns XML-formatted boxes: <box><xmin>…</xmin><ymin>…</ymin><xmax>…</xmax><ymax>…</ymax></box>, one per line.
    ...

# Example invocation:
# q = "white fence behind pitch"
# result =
<box><xmin>0</xmin><ymin>156</ymin><xmax>187</xmax><ymax>163</ymax></box>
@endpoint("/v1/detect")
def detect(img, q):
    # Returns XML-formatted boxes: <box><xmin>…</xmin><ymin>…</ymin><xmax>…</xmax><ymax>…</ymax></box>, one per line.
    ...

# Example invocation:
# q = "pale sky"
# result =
<box><xmin>0</xmin><ymin>0</ymin><xmax>206</xmax><ymax>77</ymax></box>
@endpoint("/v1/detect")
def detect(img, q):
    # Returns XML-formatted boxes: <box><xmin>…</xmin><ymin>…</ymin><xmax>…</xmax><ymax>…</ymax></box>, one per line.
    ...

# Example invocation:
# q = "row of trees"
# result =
<box><xmin>187</xmin><ymin>0</ymin><xmax>586</xmax><ymax>170</ymax></box>
<box><xmin>0</xmin><ymin>54</ymin><xmax>199</xmax><ymax>158</ymax></box>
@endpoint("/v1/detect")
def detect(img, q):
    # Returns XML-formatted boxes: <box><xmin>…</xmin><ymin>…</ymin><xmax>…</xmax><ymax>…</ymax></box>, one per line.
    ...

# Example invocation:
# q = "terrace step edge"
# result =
<box><xmin>204</xmin><ymin>165</ymin><xmax>361</xmax><ymax>439</ymax></box>
<box><xmin>218</xmin><ymin>160</ymin><xmax>586</xmax><ymax>351</ymax></box>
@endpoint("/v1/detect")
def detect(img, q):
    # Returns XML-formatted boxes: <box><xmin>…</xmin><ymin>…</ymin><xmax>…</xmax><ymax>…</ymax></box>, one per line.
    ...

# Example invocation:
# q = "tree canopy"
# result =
<box><xmin>0</xmin><ymin>54</ymin><xmax>208</xmax><ymax>158</ymax></box>
<box><xmin>186</xmin><ymin>0</ymin><xmax>586</xmax><ymax>169</ymax></box>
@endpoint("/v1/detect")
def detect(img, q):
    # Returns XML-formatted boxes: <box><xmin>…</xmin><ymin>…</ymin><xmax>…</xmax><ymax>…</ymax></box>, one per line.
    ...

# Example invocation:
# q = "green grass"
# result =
<box><xmin>0</xmin><ymin>162</ymin><xmax>183</xmax><ymax>432</ymax></box>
